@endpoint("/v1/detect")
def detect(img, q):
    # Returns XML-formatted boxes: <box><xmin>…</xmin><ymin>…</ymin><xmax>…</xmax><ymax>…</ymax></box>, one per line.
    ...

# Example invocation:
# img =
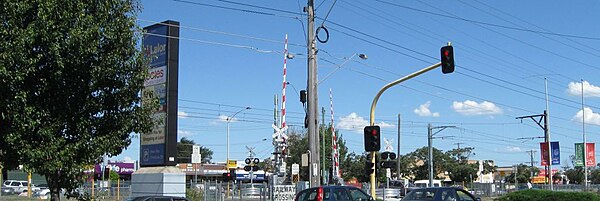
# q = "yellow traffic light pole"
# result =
<box><xmin>368</xmin><ymin>62</ymin><xmax>443</xmax><ymax>199</ymax></box>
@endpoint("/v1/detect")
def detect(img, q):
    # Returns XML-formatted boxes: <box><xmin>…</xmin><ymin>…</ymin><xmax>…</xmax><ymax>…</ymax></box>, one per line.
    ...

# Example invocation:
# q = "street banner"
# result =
<box><xmin>551</xmin><ymin>141</ymin><xmax>560</xmax><ymax>165</ymax></box>
<box><xmin>587</xmin><ymin>143</ymin><xmax>596</xmax><ymax>166</ymax></box>
<box><xmin>575</xmin><ymin>143</ymin><xmax>584</xmax><ymax>167</ymax></box>
<box><xmin>540</xmin><ymin>142</ymin><xmax>549</xmax><ymax>166</ymax></box>
<box><xmin>575</xmin><ymin>143</ymin><xmax>596</xmax><ymax>167</ymax></box>
<box><xmin>540</xmin><ymin>142</ymin><xmax>560</xmax><ymax>166</ymax></box>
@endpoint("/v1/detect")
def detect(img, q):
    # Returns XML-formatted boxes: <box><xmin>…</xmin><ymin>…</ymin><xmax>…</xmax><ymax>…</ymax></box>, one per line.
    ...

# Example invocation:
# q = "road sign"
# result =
<box><xmin>193</xmin><ymin>145</ymin><xmax>200</xmax><ymax>154</ymax></box>
<box><xmin>292</xmin><ymin>163</ymin><xmax>300</xmax><ymax>175</ymax></box>
<box><xmin>191</xmin><ymin>153</ymin><xmax>201</xmax><ymax>164</ymax></box>
<box><xmin>280</xmin><ymin>162</ymin><xmax>287</xmax><ymax>173</ymax></box>
<box><xmin>227</xmin><ymin>160</ymin><xmax>237</xmax><ymax>168</ymax></box>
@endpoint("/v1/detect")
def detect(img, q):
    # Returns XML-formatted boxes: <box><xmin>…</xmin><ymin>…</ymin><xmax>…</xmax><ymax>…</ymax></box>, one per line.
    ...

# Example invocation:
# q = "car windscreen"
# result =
<box><xmin>403</xmin><ymin>188</ymin><xmax>437</xmax><ymax>200</ymax></box>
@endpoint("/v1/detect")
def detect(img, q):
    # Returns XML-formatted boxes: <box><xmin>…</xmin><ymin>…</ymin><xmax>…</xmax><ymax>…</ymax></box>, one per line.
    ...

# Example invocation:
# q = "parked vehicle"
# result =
<box><xmin>1</xmin><ymin>186</ymin><xmax>16</xmax><ymax>195</ymax></box>
<box><xmin>295</xmin><ymin>186</ymin><xmax>373</xmax><ymax>201</ymax></box>
<box><xmin>414</xmin><ymin>179</ymin><xmax>442</xmax><ymax>188</ymax></box>
<box><xmin>402</xmin><ymin>187</ymin><xmax>481</xmax><ymax>201</ymax></box>
<box><xmin>3</xmin><ymin>180</ymin><xmax>40</xmax><ymax>193</ymax></box>
<box><xmin>124</xmin><ymin>196</ymin><xmax>190</xmax><ymax>201</ymax></box>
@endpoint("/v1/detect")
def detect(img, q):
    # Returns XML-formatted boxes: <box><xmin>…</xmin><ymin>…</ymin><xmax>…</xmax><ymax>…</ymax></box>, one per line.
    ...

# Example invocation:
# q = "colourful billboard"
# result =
<box><xmin>140</xmin><ymin>20</ymin><xmax>179</xmax><ymax>167</ymax></box>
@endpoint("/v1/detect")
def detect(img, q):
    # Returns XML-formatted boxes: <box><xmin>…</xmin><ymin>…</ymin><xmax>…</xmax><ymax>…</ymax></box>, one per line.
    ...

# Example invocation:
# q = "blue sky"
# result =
<box><xmin>115</xmin><ymin>0</ymin><xmax>600</xmax><ymax>168</ymax></box>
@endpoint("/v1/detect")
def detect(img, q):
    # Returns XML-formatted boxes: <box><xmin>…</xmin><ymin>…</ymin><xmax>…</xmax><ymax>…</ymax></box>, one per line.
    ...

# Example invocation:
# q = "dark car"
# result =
<box><xmin>124</xmin><ymin>196</ymin><xmax>190</xmax><ymax>201</ymax></box>
<box><xmin>402</xmin><ymin>187</ymin><xmax>481</xmax><ymax>201</ymax></box>
<box><xmin>295</xmin><ymin>186</ymin><xmax>373</xmax><ymax>201</ymax></box>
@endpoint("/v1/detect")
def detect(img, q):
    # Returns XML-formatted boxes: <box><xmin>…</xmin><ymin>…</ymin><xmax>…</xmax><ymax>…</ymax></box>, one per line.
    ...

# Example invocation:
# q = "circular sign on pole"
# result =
<box><xmin>253</xmin><ymin>158</ymin><xmax>260</xmax><ymax>164</ymax></box>
<box><xmin>245</xmin><ymin>158</ymin><xmax>251</xmax><ymax>164</ymax></box>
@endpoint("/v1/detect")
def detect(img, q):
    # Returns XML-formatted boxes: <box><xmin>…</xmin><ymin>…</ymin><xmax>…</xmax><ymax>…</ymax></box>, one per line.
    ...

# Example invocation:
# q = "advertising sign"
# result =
<box><xmin>540</xmin><ymin>142</ymin><xmax>560</xmax><ymax>166</ymax></box>
<box><xmin>575</xmin><ymin>143</ymin><xmax>596</xmax><ymax>167</ymax></box>
<box><xmin>575</xmin><ymin>143</ymin><xmax>584</xmax><ymax>167</ymax></box>
<box><xmin>551</xmin><ymin>141</ymin><xmax>560</xmax><ymax>165</ymax></box>
<box><xmin>540</xmin><ymin>142</ymin><xmax>549</xmax><ymax>166</ymax></box>
<box><xmin>143</xmin><ymin>25</ymin><xmax>168</xmax><ymax>68</ymax></box>
<box><xmin>140</xmin><ymin>20</ymin><xmax>179</xmax><ymax>167</ymax></box>
<box><xmin>95</xmin><ymin>162</ymin><xmax>136</xmax><ymax>175</ymax></box>
<box><xmin>587</xmin><ymin>143</ymin><xmax>595</xmax><ymax>166</ymax></box>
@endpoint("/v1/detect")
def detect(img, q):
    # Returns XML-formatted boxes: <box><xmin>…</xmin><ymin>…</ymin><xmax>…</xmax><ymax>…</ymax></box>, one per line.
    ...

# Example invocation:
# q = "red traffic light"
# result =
<box><xmin>364</xmin><ymin>126</ymin><xmax>381</xmax><ymax>152</ymax></box>
<box><xmin>440</xmin><ymin>45</ymin><xmax>455</xmax><ymax>74</ymax></box>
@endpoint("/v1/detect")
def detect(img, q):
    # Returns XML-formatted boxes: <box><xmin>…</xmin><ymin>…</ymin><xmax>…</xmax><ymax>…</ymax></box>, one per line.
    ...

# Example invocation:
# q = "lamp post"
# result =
<box><xmin>226</xmin><ymin>107</ymin><xmax>251</xmax><ymax>164</ymax></box>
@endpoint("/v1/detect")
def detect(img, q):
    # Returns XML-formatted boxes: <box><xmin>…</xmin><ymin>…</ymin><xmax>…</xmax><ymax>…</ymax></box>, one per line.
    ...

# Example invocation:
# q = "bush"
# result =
<box><xmin>498</xmin><ymin>189</ymin><xmax>600</xmax><ymax>201</ymax></box>
<box><xmin>187</xmin><ymin>188</ymin><xmax>203</xmax><ymax>200</ymax></box>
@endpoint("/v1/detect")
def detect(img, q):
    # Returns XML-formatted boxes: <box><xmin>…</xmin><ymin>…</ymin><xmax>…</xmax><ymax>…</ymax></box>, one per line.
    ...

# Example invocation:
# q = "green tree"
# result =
<box><xmin>589</xmin><ymin>168</ymin><xmax>600</xmax><ymax>184</ymax></box>
<box><xmin>504</xmin><ymin>164</ymin><xmax>537</xmax><ymax>184</ymax></box>
<box><xmin>177</xmin><ymin>137</ymin><xmax>213</xmax><ymax>163</ymax></box>
<box><xmin>563</xmin><ymin>167</ymin><xmax>584</xmax><ymax>184</ymax></box>
<box><xmin>403</xmin><ymin>147</ymin><xmax>453</xmax><ymax>180</ymax></box>
<box><xmin>109</xmin><ymin>170</ymin><xmax>120</xmax><ymax>182</ymax></box>
<box><xmin>286</xmin><ymin>125</ymin><xmax>351</xmax><ymax>183</ymax></box>
<box><xmin>285</xmin><ymin>128</ymin><xmax>309</xmax><ymax>181</ymax></box>
<box><xmin>0</xmin><ymin>1</ymin><xmax>152</xmax><ymax>200</ymax></box>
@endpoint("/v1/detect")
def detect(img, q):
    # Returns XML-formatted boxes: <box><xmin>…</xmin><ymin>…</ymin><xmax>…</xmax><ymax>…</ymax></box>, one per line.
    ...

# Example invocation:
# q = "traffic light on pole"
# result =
<box><xmin>229</xmin><ymin>169</ymin><xmax>236</xmax><ymax>181</ymax></box>
<box><xmin>365</xmin><ymin>161</ymin><xmax>375</xmax><ymax>174</ymax></box>
<box><xmin>364</xmin><ymin>126</ymin><xmax>381</xmax><ymax>152</ymax></box>
<box><xmin>440</xmin><ymin>45</ymin><xmax>454</xmax><ymax>74</ymax></box>
<box><xmin>223</xmin><ymin>173</ymin><xmax>230</xmax><ymax>181</ymax></box>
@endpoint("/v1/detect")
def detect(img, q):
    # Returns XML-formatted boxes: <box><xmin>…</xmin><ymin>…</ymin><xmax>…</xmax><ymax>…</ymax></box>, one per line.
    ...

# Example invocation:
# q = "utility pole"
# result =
<box><xmin>428</xmin><ymin>124</ymin><xmax>456</xmax><ymax>187</ymax></box>
<box><xmin>454</xmin><ymin>143</ymin><xmax>464</xmax><ymax>162</ymax></box>
<box><xmin>306</xmin><ymin>0</ymin><xmax>320</xmax><ymax>187</ymax></box>
<box><xmin>581</xmin><ymin>79</ymin><xmax>588</xmax><ymax>190</ymax></box>
<box><xmin>526</xmin><ymin>150</ymin><xmax>537</xmax><ymax>178</ymax></box>
<box><xmin>321</xmin><ymin>107</ymin><xmax>326</xmax><ymax>185</ymax></box>
<box><xmin>397</xmin><ymin>114</ymin><xmax>401</xmax><ymax>177</ymax></box>
<box><xmin>515</xmin><ymin>78</ymin><xmax>553</xmax><ymax>190</ymax></box>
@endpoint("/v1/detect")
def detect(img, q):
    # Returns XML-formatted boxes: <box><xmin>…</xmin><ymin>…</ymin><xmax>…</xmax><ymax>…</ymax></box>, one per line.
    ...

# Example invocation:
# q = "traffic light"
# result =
<box><xmin>440</xmin><ymin>45</ymin><xmax>454</xmax><ymax>74</ymax></box>
<box><xmin>364</xmin><ymin>126</ymin><xmax>381</xmax><ymax>152</ymax></box>
<box><xmin>223</xmin><ymin>173</ymin><xmax>231</xmax><ymax>181</ymax></box>
<box><xmin>365</xmin><ymin>161</ymin><xmax>375</xmax><ymax>174</ymax></box>
<box><xmin>380</xmin><ymin>161</ymin><xmax>397</xmax><ymax>169</ymax></box>
<box><xmin>380</xmin><ymin>152</ymin><xmax>397</xmax><ymax>160</ymax></box>
<box><xmin>229</xmin><ymin>169</ymin><xmax>236</xmax><ymax>181</ymax></box>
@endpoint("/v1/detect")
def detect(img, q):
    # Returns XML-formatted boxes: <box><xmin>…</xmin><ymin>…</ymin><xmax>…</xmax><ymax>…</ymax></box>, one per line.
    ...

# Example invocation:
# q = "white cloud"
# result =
<box><xmin>178</xmin><ymin>130</ymin><xmax>193</xmax><ymax>137</ymax></box>
<box><xmin>217</xmin><ymin>115</ymin><xmax>244</xmax><ymax>122</ymax></box>
<box><xmin>337</xmin><ymin>113</ymin><xmax>368</xmax><ymax>132</ymax></box>
<box><xmin>572</xmin><ymin>107</ymin><xmax>600</xmax><ymax>126</ymax></box>
<box><xmin>414</xmin><ymin>101</ymin><xmax>440</xmax><ymax>117</ymax></box>
<box><xmin>452</xmin><ymin>100</ymin><xmax>502</xmax><ymax>116</ymax></box>
<box><xmin>178</xmin><ymin>111</ymin><xmax>189</xmax><ymax>118</ymax></box>
<box><xmin>122</xmin><ymin>156</ymin><xmax>135</xmax><ymax>163</ymax></box>
<box><xmin>567</xmin><ymin>81</ymin><xmax>600</xmax><ymax>97</ymax></box>
<box><xmin>505</xmin><ymin>146</ymin><xmax>522</xmax><ymax>152</ymax></box>
<box><xmin>337</xmin><ymin>113</ymin><xmax>394</xmax><ymax>133</ymax></box>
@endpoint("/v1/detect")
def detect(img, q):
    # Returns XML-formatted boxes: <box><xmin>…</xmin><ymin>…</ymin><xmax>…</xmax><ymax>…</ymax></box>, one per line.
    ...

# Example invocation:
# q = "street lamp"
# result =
<box><xmin>226</xmin><ymin>107</ymin><xmax>251</xmax><ymax>164</ymax></box>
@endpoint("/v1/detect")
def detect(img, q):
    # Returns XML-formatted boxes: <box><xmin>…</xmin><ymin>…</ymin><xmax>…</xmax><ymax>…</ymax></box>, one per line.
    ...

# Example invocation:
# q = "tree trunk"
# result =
<box><xmin>47</xmin><ymin>171</ymin><xmax>61</xmax><ymax>201</ymax></box>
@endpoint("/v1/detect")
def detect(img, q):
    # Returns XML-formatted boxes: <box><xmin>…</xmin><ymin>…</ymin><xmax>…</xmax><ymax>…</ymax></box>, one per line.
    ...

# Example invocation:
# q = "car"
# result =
<box><xmin>402</xmin><ymin>187</ymin><xmax>481</xmax><ymax>201</ymax></box>
<box><xmin>295</xmin><ymin>186</ymin><xmax>374</xmax><ymax>201</ymax></box>
<box><xmin>124</xmin><ymin>196</ymin><xmax>190</xmax><ymax>201</ymax></box>
<box><xmin>1</xmin><ymin>186</ymin><xmax>16</xmax><ymax>195</ymax></box>
<box><xmin>3</xmin><ymin>180</ymin><xmax>40</xmax><ymax>193</ymax></box>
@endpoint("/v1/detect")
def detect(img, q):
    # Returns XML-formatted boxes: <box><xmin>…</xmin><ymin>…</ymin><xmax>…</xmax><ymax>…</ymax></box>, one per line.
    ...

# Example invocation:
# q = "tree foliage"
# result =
<box><xmin>504</xmin><ymin>164</ymin><xmax>537</xmax><ymax>184</ymax></box>
<box><xmin>285</xmin><ymin>124</ymin><xmax>350</xmax><ymax>183</ymax></box>
<box><xmin>0</xmin><ymin>0</ymin><xmax>151</xmax><ymax>200</ymax></box>
<box><xmin>177</xmin><ymin>137</ymin><xmax>213</xmax><ymax>163</ymax></box>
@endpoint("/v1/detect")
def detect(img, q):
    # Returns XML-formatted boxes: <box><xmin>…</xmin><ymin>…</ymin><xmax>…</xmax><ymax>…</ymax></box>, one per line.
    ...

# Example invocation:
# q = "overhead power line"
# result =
<box><xmin>374</xmin><ymin>0</ymin><xmax>600</xmax><ymax>41</ymax></box>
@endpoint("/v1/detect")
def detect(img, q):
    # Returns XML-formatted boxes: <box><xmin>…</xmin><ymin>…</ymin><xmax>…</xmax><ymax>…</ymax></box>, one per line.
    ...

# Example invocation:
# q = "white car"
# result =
<box><xmin>3</xmin><ymin>180</ymin><xmax>41</xmax><ymax>193</ymax></box>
